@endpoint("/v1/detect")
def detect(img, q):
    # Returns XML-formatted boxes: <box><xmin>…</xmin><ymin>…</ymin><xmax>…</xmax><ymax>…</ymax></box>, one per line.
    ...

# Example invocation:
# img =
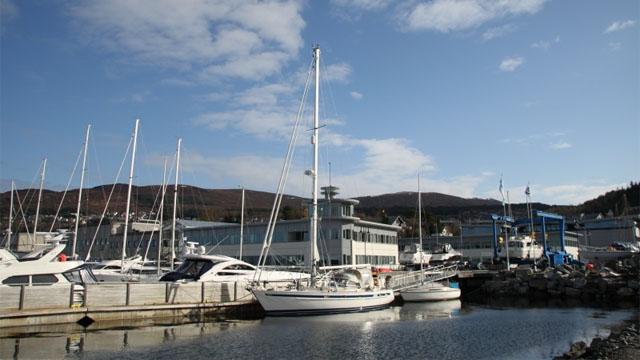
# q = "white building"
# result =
<box><xmin>183</xmin><ymin>187</ymin><xmax>401</xmax><ymax>267</ymax></box>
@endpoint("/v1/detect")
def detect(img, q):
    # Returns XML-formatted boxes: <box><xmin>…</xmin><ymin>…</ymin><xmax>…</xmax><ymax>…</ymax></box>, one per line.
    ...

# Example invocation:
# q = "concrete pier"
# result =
<box><xmin>0</xmin><ymin>281</ymin><xmax>259</xmax><ymax>330</ymax></box>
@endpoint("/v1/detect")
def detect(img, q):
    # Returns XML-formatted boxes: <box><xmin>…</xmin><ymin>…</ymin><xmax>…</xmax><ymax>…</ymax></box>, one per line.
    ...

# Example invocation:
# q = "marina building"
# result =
<box><xmin>62</xmin><ymin>187</ymin><xmax>400</xmax><ymax>266</ymax></box>
<box><xmin>183</xmin><ymin>187</ymin><xmax>400</xmax><ymax>267</ymax></box>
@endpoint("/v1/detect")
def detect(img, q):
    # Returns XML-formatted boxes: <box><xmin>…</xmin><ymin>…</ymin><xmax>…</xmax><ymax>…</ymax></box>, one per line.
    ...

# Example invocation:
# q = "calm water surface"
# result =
<box><xmin>1</xmin><ymin>302</ymin><xmax>635</xmax><ymax>360</ymax></box>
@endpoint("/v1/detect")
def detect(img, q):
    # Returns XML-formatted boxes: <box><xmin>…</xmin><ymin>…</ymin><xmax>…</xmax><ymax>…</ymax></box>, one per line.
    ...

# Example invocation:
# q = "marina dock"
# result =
<box><xmin>0</xmin><ymin>282</ymin><xmax>258</xmax><ymax>330</ymax></box>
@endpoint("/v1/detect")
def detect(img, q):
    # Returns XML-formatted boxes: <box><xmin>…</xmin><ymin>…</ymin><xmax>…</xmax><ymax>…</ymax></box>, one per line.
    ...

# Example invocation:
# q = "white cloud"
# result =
<box><xmin>499</xmin><ymin>56</ymin><xmax>524</xmax><ymax>72</ymax></box>
<box><xmin>535</xmin><ymin>183</ymin><xmax>626</xmax><ymax>205</ymax></box>
<box><xmin>350</xmin><ymin>91</ymin><xmax>364</xmax><ymax>100</ymax></box>
<box><xmin>482</xmin><ymin>23</ymin><xmax>516</xmax><ymax>41</ymax></box>
<box><xmin>608</xmin><ymin>42</ymin><xmax>622</xmax><ymax>51</ymax></box>
<box><xmin>70</xmin><ymin>0</ymin><xmax>305</xmax><ymax>81</ymax></box>
<box><xmin>531</xmin><ymin>35</ymin><xmax>559</xmax><ymax>50</ymax></box>
<box><xmin>549</xmin><ymin>141</ymin><xmax>572</xmax><ymax>150</ymax></box>
<box><xmin>323</xmin><ymin>62</ymin><xmax>353</xmax><ymax>83</ymax></box>
<box><xmin>331</xmin><ymin>0</ymin><xmax>391</xmax><ymax>11</ymax></box>
<box><xmin>399</xmin><ymin>0</ymin><xmax>547</xmax><ymax>32</ymax></box>
<box><xmin>604</xmin><ymin>19</ymin><xmax>637</xmax><ymax>34</ymax></box>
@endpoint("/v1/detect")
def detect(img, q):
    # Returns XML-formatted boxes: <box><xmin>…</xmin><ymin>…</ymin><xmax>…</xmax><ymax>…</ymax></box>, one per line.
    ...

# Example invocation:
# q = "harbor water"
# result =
<box><xmin>1</xmin><ymin>303</ymin><xmax>635</xmax><ymax>360</ymax></box>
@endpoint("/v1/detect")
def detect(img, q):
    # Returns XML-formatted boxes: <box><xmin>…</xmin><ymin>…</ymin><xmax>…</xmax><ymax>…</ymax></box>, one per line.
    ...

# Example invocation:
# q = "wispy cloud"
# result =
<box><xmin>69</xmin><ymin>0</ymin><xmax>306</xmax><ymax>82</ymax></box>
<box><xmin>324</xmin><ymin>62</ymin><xmax>353</xmax><ymax>83</ymax></box>
<box><xmin>398</xmin><ymin>0</ymin><xmax>547</xmax><ymax>32</ymax></box>
<box><xmin>350</xmin><ymin>91</ymin><xmax>363</xmax><ymax>100</ymax></box>
<box><xmin>482</xmin><ymin>23</ymin><xmax>516</xmax><ymax>41</ymax></box>
<box><xmin>604</xmin><ymin>19</ymin><xmax>637</xmax><ymax>34</ymax></box>
<box><xmin>549</xmin><ymin>141</ymin><xmax>572</xmax><ymax>150</ymax></box>
<box><xmin>499</xmin><ymin>56</ymin><xmax>524</xmax><ymax>72</ymax></box>
<box><xmin>331</xmin><ymin>0</ymin><xmax>391</xmax><ymax>11</ymax></box>
<box><xmin>500</xmin><ymin>131</ymin><xmax>567</xmax><ymax>146</ymax></box>
<box><xmin>535</xmin><ymin>182</ymin><xmax>626</xmax><ymax>205</ymax></box>
<box><xmin>531</xmin><ymin>35</ymin><xmax>560</xmax><ymax>50</ymax></box>
<box><xmin>608</xmin><ymin>42</ymin><xmax>622</xmax><ymax>51</ymax></box>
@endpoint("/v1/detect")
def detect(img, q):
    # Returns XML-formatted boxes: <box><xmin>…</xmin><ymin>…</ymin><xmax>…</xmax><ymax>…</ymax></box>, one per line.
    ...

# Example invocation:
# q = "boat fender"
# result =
<box><xmin>58</xmin><ymin>253</ymin><xmax>67</xmax><ymax>262</ymax></box>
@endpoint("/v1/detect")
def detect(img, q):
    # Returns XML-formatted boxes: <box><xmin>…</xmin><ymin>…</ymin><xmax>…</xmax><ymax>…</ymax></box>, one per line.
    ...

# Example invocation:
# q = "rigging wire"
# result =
<box><xmin>85</xmin><ymin>136</ymin><xmax>132</xmax><ymax>261</ymax></box>
<box><xmin>255</xmin><ymin>58</ymin><xmax>314</xmax><ymax>282</ymax></box>
<box><xmin>48</xmin><ymin>144</ymin><xmax>84</xmax><ymax>232</ymax></box>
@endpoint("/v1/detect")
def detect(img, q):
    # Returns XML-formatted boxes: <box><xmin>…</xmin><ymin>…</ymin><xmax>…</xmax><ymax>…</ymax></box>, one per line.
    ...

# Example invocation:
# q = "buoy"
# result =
<box><xmin>58</xmin><ymin>253</ymin><xmax>67</xmax><ymax>262</ymax></box>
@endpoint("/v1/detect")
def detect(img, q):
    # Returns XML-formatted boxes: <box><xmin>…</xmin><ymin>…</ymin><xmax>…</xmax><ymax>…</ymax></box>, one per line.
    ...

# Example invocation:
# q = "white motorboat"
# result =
<box><xmin>579</xmin><ymin>242</ymin><xmax>639</xmax><ymax>264</ymax></box>
<box><xmin>252</xmin><ymin>46</ymin><xmax>395</xmax><ymax>316</ymax></box>
<box><xmin>399</xmin><ymin>244</ymin><xmax>432</xmax><ymax>268</ymax></box>
<box><xmin>498</xmin><ymin>234</ymin><xmax>543</xmax><ymax>261</ymax></box>
<box><xmin>90</xmin><ymin>255</ymin><xmax>159</xmax><ymax>283</ymax></box>
<box><xmin>400</xmin><ymin>281</ymin><xmax>461</xmax><ymax>302</ymax></box>
<box><xmin>429</xmin><ymin>243</ymin><xmax>462</xmax><ymax>265</ymax></box>
<box><xmin>0</xmin><ymin>237</ymin><xmax>96</xmax><ymax>286</ymax></box>
<box><xmin>159</xmin><ymin>250</ymin><xmax>308</xmax><ymax>284</ymax></box>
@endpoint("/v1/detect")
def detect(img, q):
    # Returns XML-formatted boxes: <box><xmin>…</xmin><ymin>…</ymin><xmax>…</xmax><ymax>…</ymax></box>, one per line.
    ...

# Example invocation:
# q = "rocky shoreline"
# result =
<box><xmin>554</xmin><ymin>319</ymin><xmax>639</xmax><ymax>359</ymax></box>
<box><xmin>478</xmin><ymin>256</ymin><xmax>639</xmax><ymax>303</ymax></box>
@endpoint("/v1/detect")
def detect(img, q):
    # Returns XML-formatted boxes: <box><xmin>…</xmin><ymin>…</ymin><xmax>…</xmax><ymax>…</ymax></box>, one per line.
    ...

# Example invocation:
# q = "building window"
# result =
<box><xmin>288</xmin><ymin>231</ymin><xmax>306</xmax><ymax>242</ymax></box>
<box><xmin>342</xmin><ymin>229</ymin><xmax>351</xmax><ymax>240</ymax></box>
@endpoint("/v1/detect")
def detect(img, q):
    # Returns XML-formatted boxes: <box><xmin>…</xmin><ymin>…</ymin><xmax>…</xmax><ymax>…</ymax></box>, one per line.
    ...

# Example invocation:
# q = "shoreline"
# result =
<box><xmin>555</xmin><ymin>317</ymin><xmax>639</xmax><ymax>359</ymax></box>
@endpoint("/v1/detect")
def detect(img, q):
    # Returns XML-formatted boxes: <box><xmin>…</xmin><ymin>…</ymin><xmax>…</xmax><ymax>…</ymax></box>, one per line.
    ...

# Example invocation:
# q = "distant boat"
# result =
<box><xmin>579</xmin><ymin>242</ymin><xmax>639</xmax><ymax>264</ymax></box>
<box><xmin>251</xmin><ymin>46</ymin><xmax>395</xmax><ymax>316</ymax></box>
<box><xmin>429</xmin><ymin>243</ymin><xmax>462</xmax><ymax>266</ymax></box>
<box><xmin>400</xmin><ymin>177</ymin><xmax>461</xmax><ymax>302</ymax></box>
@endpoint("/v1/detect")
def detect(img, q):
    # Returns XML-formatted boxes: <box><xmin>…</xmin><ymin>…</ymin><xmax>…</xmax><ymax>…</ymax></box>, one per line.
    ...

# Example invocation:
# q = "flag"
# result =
<box><xmin>498</xmin><ymin>175</ymin><xmax>504</xmax><ymax>199</ymax></box>
<box><xmin>525</xmin><ymin>184</ymin><xmax>531</xmax><ymax>196</ymax></box>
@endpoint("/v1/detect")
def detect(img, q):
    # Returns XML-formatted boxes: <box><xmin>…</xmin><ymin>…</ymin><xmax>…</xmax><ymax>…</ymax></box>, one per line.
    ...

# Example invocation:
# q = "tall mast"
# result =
<box><xmin>239</xmin><ymin>186</ymin><xmax>245</xmax><ymax>261</ymax></box>
<box><xmin>171</xmin><ymin>137</ymin><xmax>182</xmax><ymax>270</ymax></box>
<box><xmin>33</xmin><ymin>158</ymin><xmax>47</xmax><ymax>250</ymax></box>
<box><xmin>157</xmin><ymin>157</ymin><xmax>168</xmax><ymax>275</ymax></box>
<box><xmin>310</xmin><ymin>45</ymin><xmax>321</xmax><ymax>280</ymax></box>
<box><xmin>418</xmin><ymin>174</ymin><xmax>424</xmax><ymax>284</ymax></box>
<box><xmin>72</xmin><ymin>124</ymin><xmax>91</xmax><ymax>258</ymax></box>
<box><xmin>5</xmin><ymin>181</ymin><xmax>14</xmax><ymax>249</ymax></box>
<box><xmin>121</xmin><ymin>119</ymin><xmax>139</xmax><ymax>273</ymax></box>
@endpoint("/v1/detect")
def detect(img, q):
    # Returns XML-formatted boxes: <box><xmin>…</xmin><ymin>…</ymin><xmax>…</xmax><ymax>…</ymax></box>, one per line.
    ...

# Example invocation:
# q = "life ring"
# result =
<box><xmin>58</xmin><ymin>253</ymin><xmax>67</xmax><ymax>262</ymax></box>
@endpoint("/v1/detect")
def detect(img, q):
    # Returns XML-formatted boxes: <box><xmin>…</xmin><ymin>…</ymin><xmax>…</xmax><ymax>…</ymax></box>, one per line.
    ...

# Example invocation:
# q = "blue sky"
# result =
<box><xmin>0</xmin><ymin>0</ymin><xmax>638</xmax><ymax>205</ymax></box>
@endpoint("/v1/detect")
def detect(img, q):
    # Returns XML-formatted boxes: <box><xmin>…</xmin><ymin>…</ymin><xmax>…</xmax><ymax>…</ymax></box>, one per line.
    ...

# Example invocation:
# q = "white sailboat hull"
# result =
<box><xmin>252</xmin><ymin>288</ymin><xmax>395</xmax><ymax>316</ymax></box>
<box><xmin>400</xmin><ymin>283</ymin><xmax>461</xmax><ymax>302</ymax></box>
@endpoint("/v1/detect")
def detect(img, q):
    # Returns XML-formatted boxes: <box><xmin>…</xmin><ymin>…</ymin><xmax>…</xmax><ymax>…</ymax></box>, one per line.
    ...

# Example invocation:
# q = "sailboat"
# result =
<box><xmin>400</xmin><ymin>176</ymin><xmax>461</xmax><ymax>302</ymax></box>
<box><xmin>251</xmin><ymin>46</ymin><xmax>395</xmax><ymax>316</ymax></box>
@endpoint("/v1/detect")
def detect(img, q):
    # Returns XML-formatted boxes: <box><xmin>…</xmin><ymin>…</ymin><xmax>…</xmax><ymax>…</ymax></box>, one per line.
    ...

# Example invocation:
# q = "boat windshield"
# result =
<box><xmin>160</xmin><ymin>259</ymin><xmax>218</xmax><ymax>281</ymax></box>
<box><xmin>63</xmin><ymin>265</ymin><xmax>98</xmax><ymax>284</ymax></box>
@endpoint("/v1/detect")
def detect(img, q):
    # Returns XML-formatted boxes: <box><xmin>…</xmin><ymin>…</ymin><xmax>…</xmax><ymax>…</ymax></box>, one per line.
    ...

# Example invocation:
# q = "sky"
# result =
<box><xmin>0</xmin><ymin>0</ymin><xmax>638</xmax><ymax>206</ymax></box>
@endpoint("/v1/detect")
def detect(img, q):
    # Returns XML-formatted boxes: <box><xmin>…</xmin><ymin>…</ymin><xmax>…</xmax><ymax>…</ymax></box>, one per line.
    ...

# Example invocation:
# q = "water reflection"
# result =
<box><xmin>0</xmin><ymin>305</ymin><xmax>636</xmax><ymax>360</ymax></box>
<box><xmin>399</xmin><ymin>300</ymin><xmax>462</xmax><ymax>320</ymax></box>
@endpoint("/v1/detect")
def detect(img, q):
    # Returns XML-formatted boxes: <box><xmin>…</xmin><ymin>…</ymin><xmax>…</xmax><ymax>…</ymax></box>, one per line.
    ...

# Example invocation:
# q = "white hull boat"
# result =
<box><xmin>252</xmin><ymin>287</ymin><xmax>395</xmax><ymax>316</ymax></box>
<box><xmin>400</xmin><ymin>282</ymin><xmax>461</xmax><ymax>302</ymax></box>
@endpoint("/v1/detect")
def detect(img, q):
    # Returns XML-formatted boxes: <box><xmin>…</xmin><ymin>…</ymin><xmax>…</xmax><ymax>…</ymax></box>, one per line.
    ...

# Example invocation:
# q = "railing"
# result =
<box><xmin>386</xmin><ymin>264</ymin><xmax>459</xmax><ymax>291</ymax></box>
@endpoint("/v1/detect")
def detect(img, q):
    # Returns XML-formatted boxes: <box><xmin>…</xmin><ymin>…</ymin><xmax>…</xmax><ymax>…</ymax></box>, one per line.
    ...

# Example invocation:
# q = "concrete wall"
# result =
<box><xmin>0</xmin><ymin>281</ymin><xmax>252</xmax><ymax>313</ymax></box>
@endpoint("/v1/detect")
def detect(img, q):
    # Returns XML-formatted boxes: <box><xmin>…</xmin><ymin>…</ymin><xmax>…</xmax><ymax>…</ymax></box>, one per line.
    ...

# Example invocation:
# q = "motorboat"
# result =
<box><xmin>400</xmin><ymin>281</ymin><xmax>461</xmax><ymax>302</ymax></box>
<box><xmin>251</xmin><ymin>46</ymin><xmax>395</xmax><ymax>316</ymax></box>
<box><xmin>252</xmin><ymin>265</ymin><xmax>395</xmax><ymax>316</ymax></box>
<box><xmin>159</xmin><ymin>248</ymin><xmax>309</xmax><ymax>284</ymax></box>
<box><xmin>399</xmin><ymin>244</ymin><xmax>432</xmax><ymax>268</ymax></box>
<box><xmin>579</xmin><ymin>242</ymin><xmax>639</xmax><ymax>264</ymax></box>
<box><xmin>89</xmin><ymin>255</ymin><xmax>159</xmax><ymax>283</ymax></box>
<box><xmin>429</xmin><ymin>243</ymin><xmax>462</xmax><ymax>265</ymax></box>
<box><xmin>497</xmin><ymin>234</ymin><xmax>543</xmax><ymax>261</ymax></box>
<box><xmin>0</xmin><ymin>237</ymin><xmax>96</xmax><ymax>287</ymax></box>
